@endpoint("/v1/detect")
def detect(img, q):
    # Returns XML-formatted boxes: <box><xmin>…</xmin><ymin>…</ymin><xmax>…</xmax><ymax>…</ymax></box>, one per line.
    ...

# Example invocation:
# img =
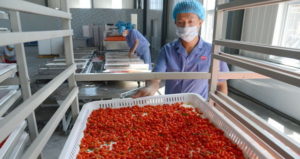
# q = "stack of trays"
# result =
<box><xmin>104</xmin><ymin>52</ymin><xmax>150</xmax><ymax>73</ymax></box>
<box><xmin>0</xmin><ymin>86</ymin><xmax>21</xmax><ymax>116</ymax></box>
<box><xmin>0</xmin><ymin>121</ymin><xmax>29</xmax><ymax>159</ymax></box>
<box><xmin>38</xmin><ymin>59</ymin><xmax>89</xmax><ymax>74</ymax></box>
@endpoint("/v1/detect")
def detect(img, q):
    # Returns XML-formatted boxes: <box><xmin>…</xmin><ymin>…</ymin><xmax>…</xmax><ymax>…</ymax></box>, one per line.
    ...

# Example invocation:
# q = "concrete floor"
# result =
<box><xmin>23</xmin><ymin>46</ymin><xmax>300</xmax><ymax>158</ymax></box>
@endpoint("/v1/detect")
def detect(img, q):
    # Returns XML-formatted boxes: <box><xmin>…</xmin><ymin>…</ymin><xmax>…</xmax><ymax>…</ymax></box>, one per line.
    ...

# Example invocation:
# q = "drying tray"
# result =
<box><xmin>0</xmin><ymin>120</ymin><xmax>26</xmax><ymax>159</ymax></box>
<box><xmin>52</xmin><ymin>58</ymin><xmax>90</xmax><ymax>63</ymax></box>
<box><xmin>105</xmin><ymin>60</ymin><xmax>144</xmax><ymax>65</ymax></box>
<box><xmin>104</xmin><ymin>64</ymin><xmax>149</xmax><ymax>70</ymax></box>
<box><xmin>0</xmin><ymin>63</ymin><xmax>17</xmax><ymax>83</ymax></box>
<box><xmin>0</xmin><ymin>86</ymin><xmax>21</xmax><ymax>116</ymax></box>
<box><xmin>60</xmin><ymin>93</ymin><xmax>275</xmax><ymax>159</ymax></box>
<box><xmin>105</xmin><ymin>56</ymin><xmax>141</xmax><ymax>61</ymax></box>
<box><xmin>8</xmin><ymin>132</ymin><xmax>29</xmax><ymax>159</ymax></box>
<box><xmin>0</xmin><ymin>86</ymin><xmax>18</xmax><ymax>105</ymax></box>
<box><xmin>45</xmin><ymin>61</ymin><xmax>88</xmax><ymax>69</ymax></box>
<box><xmin>102</xmin><ymin>69</ymin><xmax>151</xmax><ymax>73</ymax></box>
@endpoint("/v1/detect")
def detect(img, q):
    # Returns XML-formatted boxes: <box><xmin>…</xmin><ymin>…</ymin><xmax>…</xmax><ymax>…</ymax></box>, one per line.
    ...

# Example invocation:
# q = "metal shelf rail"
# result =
<box><xmin>209</xmin><ymin>0</ymin><xmax>300</xmax><ymax>158</ymax></box>
<box><xmin>0</xmin><ymin>0</ymin><xmax>79</xmax><ymax>159</ymax></box>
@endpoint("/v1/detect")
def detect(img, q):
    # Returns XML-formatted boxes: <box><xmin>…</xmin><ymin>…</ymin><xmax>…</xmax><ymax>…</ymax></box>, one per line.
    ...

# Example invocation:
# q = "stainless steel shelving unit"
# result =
<box><xmin>0</xmin><ymin>9</ymin><xmax>27</xmax><ymax>159</ymax></box>
<box><xmin>0</xmin><ymin>0</ymin><xmax>79</xmax><ymax>158</ymax></box>
<box><xmin>209</xmin><ymin>0</ymin><xmax>300</xmax><ymax>158</ymax></box>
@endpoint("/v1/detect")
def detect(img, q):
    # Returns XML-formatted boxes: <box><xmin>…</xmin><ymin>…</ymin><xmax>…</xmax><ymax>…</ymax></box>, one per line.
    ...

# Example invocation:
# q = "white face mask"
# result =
<box><xmin>176</xmin><ymin>26</ymin><xmax>199</xmax><ymax>42</ymax></box>
<box><xmin>122</xmin><ymin>32</ymin><xmax>127</xmax><ymax>37</ymax></box>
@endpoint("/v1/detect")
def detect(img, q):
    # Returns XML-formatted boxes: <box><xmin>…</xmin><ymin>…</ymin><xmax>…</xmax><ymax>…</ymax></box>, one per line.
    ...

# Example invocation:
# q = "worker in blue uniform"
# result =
<box><xmin>115</xmin><ymin>21</ymin><xmax>152</xmax><ymax>70</ymax></box>
<box><xmin>133</xmin><ymin>0</ymin><xmax>229</xmax><ymax>100</ymax></box>
<box><xmin>0</xmin><ymin>45</ymin><xmax>16</xmax><ymax>63</ymax></box>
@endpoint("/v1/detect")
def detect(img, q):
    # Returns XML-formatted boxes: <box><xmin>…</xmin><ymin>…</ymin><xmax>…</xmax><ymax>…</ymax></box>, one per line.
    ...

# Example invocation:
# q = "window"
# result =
<box><xmin>149</xmin><ymin>0</ymin><xmax>163</xmax><ymax>10</ymax></box>
<box><xmin>271</xmin><ymin>1</ymin><xmax>300</xmax><ymax>68</ymax></box>
<box><xmin>201</xmin><ymin>0</ymin><xmax>216</xmax><ymax>43</ymax></box>
<box><xmin>69</xmin><ymin>0</ymin><xmax>92</xmax><ymax>8</ymax></box>
<box><xmin>279</xmin><ymin>2</ymin><xmax>300</xmax><ymax>49</ymax></box>
<box><xmin>112</xmin><ymin>0</ymin><xmax>122</xmax><ymax>9</ymax></box>
<box><xmin>93</xmin><ymin>0</ymin><xmax>135</xmax><ymax>9</ymax></box>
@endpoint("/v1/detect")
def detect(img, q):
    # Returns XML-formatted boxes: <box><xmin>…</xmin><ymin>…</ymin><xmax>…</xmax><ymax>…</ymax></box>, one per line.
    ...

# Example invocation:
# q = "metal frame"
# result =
<box><xmin>211</xmin><ymin>91</ymin><xmax>300</xmax><ymax>155</ymax></box>
<box><xmin>22</xmin><ymin>87</ymin><xmax>78</xmax><ymax>159</ymax></box>
<box><xmin>76</xmin><ymin>72</ymin><xmax>211</xmax><ymax>81</ymax></box>
<box><xmin>209</xmin><ymin>0</ymin><xmax>300</xmax><ymax>157</ymax></box>
<box><xmin>217</xmin><ymin>0</ymin><xmax>290</xmax><ymax>11</ymax></box>
<box><xmin>214</xmin><ymin>39</ymin><xmax>300</xmax><ymax>60</ymax></box>
<box><xmin>75</xmin><ymin>72</ymin><xmax>268</xmax><ymax>81</ymax></box>
<box><xmin>214</xmin><ymin>53</ymin><xmax>300</xmax><ymax>87</ymax></box>
<box><xmin>0</xmin><ymin>0</ymin><xmax>71</xmax><ymax>19</ymax></box>
<box><xmin>10</xmin><ymin>10</ymin><xmax>39</xmax><ymax>142</ymax></box>
<box><xmin>0</xmin><ymin>30</ymin><xmax>73</xmax><ymax>46</ymax></box>
<box><xmin>210</xmin><ymin>92</ymin><xmax>299</xmax><ymax>158</ymax></box>
<box><xmin>0</xmin><ymin>1</ymin><xmax>79</xmax><ymax>159</ymax></box>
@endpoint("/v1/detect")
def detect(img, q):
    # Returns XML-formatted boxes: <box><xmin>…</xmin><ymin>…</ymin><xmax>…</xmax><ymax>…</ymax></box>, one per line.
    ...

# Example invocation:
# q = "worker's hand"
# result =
<box><xmin>132</xmin><ymin>87</ymin><xmax>157</xmax><ymax>98</ymax></box>
<box><xmin>128</xmin><ymin>50</ymin><xmax>134</xmax><ymax>58</ymax></box>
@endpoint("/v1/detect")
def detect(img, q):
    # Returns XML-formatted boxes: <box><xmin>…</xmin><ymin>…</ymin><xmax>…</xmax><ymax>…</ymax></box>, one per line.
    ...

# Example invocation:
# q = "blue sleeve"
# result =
<box><xmin>218</xmin><ymin>61</ymin><xmax>230</xmax><ymax>82</ymax></box>
<box><xmin>153</xmin><ymin>47</ymin><xmax>167</xmax><ymax>72</ymax></box>
<box><xmin>130</xmin><ymin>30</ymin><xmax>138</xmax><ymax>41</ymax></box>
<box><xmin>220</xmin><ymin>61</ymin><xmax>229</xmax><ymax>72</ymax></box>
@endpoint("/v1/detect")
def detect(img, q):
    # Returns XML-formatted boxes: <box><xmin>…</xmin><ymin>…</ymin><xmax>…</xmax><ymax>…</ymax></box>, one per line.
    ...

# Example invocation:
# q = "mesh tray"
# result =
<box><xmin>59</xmin><ymin>93</ymin><xmax>274</xmax><ymax>159</ymax></box>
<box><xmin>0</xmin><ymin>121</ymin><xmax>26</xmax><ymax>159</ymax></box>
<box><xmin>0</xmin><ymin>63</ymin><xmax>16</xmax><ymax>76</ymax></box>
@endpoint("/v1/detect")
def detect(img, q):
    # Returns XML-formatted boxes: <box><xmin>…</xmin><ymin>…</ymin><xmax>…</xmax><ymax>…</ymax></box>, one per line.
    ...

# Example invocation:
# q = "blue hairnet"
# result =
<box><xmin>125</xmin><ymin>22</ymin><xmax>134</xmax><ymax>30</ymax></box>
<box><xmin>115</xmin><ymin>21</ymin><xmax>134</xmax><ymax>34</ymax></box>
<box><xmin>115</xmin><ymin>21</ymin><xmax>126</xmax><ymax>28</ymax></box>
<box><xmin>118</xmin><ymin>26</ymin><xmax>126</xmax><ymax>34</ymax></box>
<box><xmin>173</xmin><ymin>0</ymin><xmax>206</xmax><ymax>20</ymax></box>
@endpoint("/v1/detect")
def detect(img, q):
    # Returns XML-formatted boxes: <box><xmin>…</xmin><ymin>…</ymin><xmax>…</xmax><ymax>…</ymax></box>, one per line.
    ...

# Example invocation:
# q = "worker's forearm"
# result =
<box><xmin>132</xmin><ymin>79</ymin><xmax>160</xmax><ymax>98</ymax></box>
<box><xmin>217</xmin><ymin>81</ymin><xmax>228</xmax><ymax>95</ymax></box>
<box><xmin>147</xmin><ymin>80</ymin><xmax>160</xmax><ymax>90</ymax></box>
<box><xmin>131</xmin><ymin>40</ymin><xmax>139</xmax><ymax>53</ymax></box>
<box><xmin>219</xmin><ymin>86</ymin><xmax>228</xmax><ymax>95</ymax></box>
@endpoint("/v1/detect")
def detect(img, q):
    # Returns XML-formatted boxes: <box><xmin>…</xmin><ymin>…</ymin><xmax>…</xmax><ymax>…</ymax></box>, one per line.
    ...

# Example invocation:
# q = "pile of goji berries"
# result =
<box><xmin>77</xmin><ymin>103</ymin><xmax>245</xmax><ymax>159</ymax></box>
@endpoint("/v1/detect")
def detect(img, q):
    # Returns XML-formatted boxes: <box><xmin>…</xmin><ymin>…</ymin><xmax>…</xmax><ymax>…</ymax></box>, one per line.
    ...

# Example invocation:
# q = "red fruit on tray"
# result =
<box><xmin>77</xmin><ymin>103</ymin><xmax>245</xmax><ymax>159</ymax></box>
<box><xmin>0</xmin><ymin>136</ymin><xmax>9</xmax><ymax>149</ymax></box>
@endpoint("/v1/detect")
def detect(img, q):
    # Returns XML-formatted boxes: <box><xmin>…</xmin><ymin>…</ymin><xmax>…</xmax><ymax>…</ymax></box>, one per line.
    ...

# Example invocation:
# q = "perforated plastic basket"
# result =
<box><xmin>59</xmin><ymin>93</ymin><xmax>274</xmax><ymax>159</ymax></box>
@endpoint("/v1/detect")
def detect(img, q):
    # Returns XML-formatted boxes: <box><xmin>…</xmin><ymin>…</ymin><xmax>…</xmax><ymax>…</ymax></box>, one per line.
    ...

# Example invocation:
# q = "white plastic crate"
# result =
<box><xmin>59</xmin><ymin>93</ymin><xmax>274</xmax><ymax>159</ymax></box>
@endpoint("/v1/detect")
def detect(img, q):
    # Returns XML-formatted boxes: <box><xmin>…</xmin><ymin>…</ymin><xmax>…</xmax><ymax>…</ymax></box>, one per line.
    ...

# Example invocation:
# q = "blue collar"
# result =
<box><xmin>126</xmin><ymin>30</ymin><xmax>131</xmax><ymax>38</ymax></box>
<box><xmin>174</xmin><ymin>36</ymin><xmax>205</xmax><ymax>56</ymax></box>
